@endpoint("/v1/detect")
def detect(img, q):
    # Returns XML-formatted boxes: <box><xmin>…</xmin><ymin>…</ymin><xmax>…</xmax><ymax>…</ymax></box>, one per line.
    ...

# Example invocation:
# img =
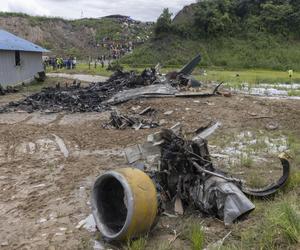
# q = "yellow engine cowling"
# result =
<box><xmin>91</xmin><ymin>168</ymin><xmax>158</xmax><ymax>241</ymax></box>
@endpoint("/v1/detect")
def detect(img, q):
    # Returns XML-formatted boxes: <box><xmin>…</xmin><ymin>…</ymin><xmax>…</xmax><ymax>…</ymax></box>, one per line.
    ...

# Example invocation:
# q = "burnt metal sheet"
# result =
<box><xmin>190</xmin><ymin>176</ymin><xmax>255</xmax><ymax>225</ymax></box>
<box><xmin>193</xmin><ymin>122</ymin><xmax>222</xmax><ymax>140</ymax></box>
<box><xmin>124</xmin><ymin>127</ymin><xmax>291</xmax><ymax>225</ymax></box>
<box><xmin>105</xmin><ymin>84</ymin><xmax>179</xmax><ymax>105</ymax></box>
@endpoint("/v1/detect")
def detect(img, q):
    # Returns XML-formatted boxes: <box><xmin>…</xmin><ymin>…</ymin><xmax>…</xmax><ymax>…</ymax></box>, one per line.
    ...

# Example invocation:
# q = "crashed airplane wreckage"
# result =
<box><xmin>103</xmin><ymin>110</ymin><xmax>159</xmax><ymax>130</ymax></box>
<box><xmin>0</xmin><ymin>54</ymin><xmax>223</xmax><ymax>113</ymax></box>
<box><xmin>91</xmin><ymin>124</ymin><xmax>291</xmax><ymax>241</ymax></box>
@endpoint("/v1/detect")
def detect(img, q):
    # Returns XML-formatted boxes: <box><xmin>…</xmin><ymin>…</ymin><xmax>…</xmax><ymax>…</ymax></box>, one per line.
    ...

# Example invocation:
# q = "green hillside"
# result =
<box><xmin>121</xmin><ymin>0</ymin><xmax>300</xmax><ymax>70</ymax></box>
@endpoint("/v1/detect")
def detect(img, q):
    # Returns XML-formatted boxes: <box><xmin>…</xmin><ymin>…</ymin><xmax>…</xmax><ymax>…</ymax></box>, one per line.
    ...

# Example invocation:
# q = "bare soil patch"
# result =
<box><xmin>0</xmin><ymin>93</ymin><xmax>299</xmax><ymax>249</ymax></box>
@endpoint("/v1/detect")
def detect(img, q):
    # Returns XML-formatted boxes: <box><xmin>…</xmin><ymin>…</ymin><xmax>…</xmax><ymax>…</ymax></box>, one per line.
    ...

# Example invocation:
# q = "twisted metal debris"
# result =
<box><xmin>0</xmin><ymin>69</ymin><xmax>160</xmax><ymax>113</ymax></box>
<box><xmin>0</xmin><ymin>84</ymin><xmax>19</xmax><ymax>96</ymax></box>
<box><xmin>0</xmin><ymin>54</ymin><xmax>223</xmax><ymax>113</ymax></box>
<box><xmin>124</xmin><ymin>125</ymin><xmax>291</xmax><ymax>225</ymax></box>
<box><xmin>104</xmin><ymin>110</ymin><xmax>159</xmax><ymax>130</ymax></box>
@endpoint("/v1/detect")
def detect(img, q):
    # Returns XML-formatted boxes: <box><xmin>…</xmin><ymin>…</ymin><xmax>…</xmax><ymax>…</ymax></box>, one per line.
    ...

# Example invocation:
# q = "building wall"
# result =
<box><xmin>0</xmin><ymin>50</ymin><xmax>43</xmax><ymax>87</ymax></box>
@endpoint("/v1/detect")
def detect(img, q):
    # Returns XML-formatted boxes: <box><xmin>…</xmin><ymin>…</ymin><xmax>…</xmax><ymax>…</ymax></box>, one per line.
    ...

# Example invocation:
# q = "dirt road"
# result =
<box><xmin>0</xmin><ymin>93</ymin><xmax>299</xmax><ymax>249</ymax></box>
<box><xmin>47</xmin><ymin>73</ymin><xmax>109</xmax><ymax>82</ymax></box>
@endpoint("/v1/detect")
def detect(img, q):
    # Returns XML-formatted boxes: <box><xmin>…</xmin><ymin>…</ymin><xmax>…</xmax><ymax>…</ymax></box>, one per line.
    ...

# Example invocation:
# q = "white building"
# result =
<box><xmin>0</xmin><ymin>29</ymin><xmax>48</xmax><ymax>87</ymax></box>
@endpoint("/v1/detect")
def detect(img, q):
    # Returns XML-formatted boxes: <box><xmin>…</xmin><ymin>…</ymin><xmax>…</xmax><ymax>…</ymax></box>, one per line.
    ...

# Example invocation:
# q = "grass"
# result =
<box><xmin>78</xmin><ymin>238</ymin><xmax>92</xmax><ymax>250</ymax></box>
<box><xmin>288</xmin><ymin>90</ymin><xmax>300</xmax><ymax>96</ymax></box>
<box><xmin>247</xmin><ymin>171</ymin><xmax>268</xmax><ymax>188</ymax></box>
<box><xmin>222</xmin><ymin>198</ymin><xmax>300</xmax><ymax>250</ymax></box>
<box><xmin>1</xmin><ymin>77</ymin><xmax>62</xmax><ymax>95</ymax></box>
<box><xmin>287</xmin><ymin>133</ymin><xmax>300</xmax><ymax>165</ymax></box>
<box><xmin>208</xmin><ymin>130</ymin><xmax>300</xmax><ymax>249</ymax></box>
<box><xmin>46</xmin><ymin>64</ymin><xmax>113</xmax><ymax>77</ymax></box>
<box><xmin>121</xmin><ymin>34</ymin><xmax>300</xmax><ymax>71</ymax></box>
<box><xmin>174</xmin><ymin>217</ymin><xmax>205</xmax><ymax>249</ymax></box>
<box><xmin>240</xmin><ymin>154</ymin><xmax>254</xmax><ymax>168</ymax></box>
<box><xmin>248</xmin><ymin>139</ymin><xmax>269</xmax><ymax>153</ymax></box>
<box><xmin>189</xmin><ymin>223</ymin><xmax>205</xmax><ymax>250</ymax></box>
<box><xmin>126</xmin><ymin>237</ymin><xmax>148</xmax><ymax>250</ymax></box>
<box><xmin>156</xmin><ymin>243</ymin><xmax>172</xmax><ymax>250</ymax></box>
<box><xmin>196</xmin><ymin>69</ymin><xmax>300</xmax><ymax>85</ymax></box>
<box><xmin>285</xmin><ymin>172</ymin><xmax>300</xmax><ymax>191</ymax></box>
<box><xmin>48</xmin><ymin>62</ymin><xmax>300</xmax><ymax>88</ymax></box>
<box><xmin>19</xmin><ymin>77</ymin><xmax>63</xmax><ymax>93</ymax></box>
<box><xmin>269</xmin><ymin>202</ymin><xmax>300</xmax><ymax>244</ymax></box>
<box><xmin>284</xmin><ymin>133</ymin><xmax>300</xmax><ymax>191</ymax></box>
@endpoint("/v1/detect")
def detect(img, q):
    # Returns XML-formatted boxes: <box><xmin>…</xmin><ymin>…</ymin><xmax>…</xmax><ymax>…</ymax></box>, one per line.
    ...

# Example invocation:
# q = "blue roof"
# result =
<box><xmin>0</xmin><ymin>29</ymin><xmax>49</xmax><ymax>52</ymax></box>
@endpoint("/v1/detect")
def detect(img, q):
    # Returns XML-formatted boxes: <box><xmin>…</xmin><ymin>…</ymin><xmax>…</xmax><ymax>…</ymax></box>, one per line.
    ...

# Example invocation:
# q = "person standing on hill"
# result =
<box><xmin>288</xmin><ymin>69</ymin><xmax>293</xmax><ymax>83</ymax></box>
<box><xmin>72</xmin><ymin>57</ymin><xmax>77</xmax><ymax>69</ymax></box>
<box><xmin>288</xmin><ymin>69</ymin><xmax>293</xmax><ymax>78</ymax></box>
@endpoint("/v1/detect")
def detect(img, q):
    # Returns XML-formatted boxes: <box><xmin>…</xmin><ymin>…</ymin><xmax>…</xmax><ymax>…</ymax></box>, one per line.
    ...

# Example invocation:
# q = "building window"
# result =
<box><xmin>15</xmin><ymin>51</ymin><xmax>21</xmax><ymax>66</ymax></box>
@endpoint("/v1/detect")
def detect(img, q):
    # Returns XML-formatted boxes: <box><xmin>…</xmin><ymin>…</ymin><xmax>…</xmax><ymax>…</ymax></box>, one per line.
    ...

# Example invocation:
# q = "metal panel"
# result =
<box><xmin>0</xmin><ymin>29</ymin><xmax>49</xmax><ymax>52</ymax></box>
<box><xmin>0</xmin><ymin>50</ymin><xmax>44</xmax><ymax>87</ymax></box>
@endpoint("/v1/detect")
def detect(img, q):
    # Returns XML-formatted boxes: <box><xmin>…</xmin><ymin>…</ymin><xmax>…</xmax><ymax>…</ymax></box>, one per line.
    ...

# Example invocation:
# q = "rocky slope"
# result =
<box><xmin>0</xmin><ymin>13</ymin><xmax>153</xmax><ymax>59</ymax></box>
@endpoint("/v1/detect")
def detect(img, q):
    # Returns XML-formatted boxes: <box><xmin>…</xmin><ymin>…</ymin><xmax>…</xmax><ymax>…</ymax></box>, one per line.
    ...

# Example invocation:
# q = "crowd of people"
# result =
<box><xmin>41</xmin><ymin>16</ymin><xmax>153</xmax><ymax>71</ymax></box>
<box><xmin>43</xmin><ymin>57</ymin><xmax>77</xmax><ymax>70</ymax></box>
<box><xmin>98</xmin><ymin>38</ymin><xmax>134</xmax><ymax>61</ymax></box>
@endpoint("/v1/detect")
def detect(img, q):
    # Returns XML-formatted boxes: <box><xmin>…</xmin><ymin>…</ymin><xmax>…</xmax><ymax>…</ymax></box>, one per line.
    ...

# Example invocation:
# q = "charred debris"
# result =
<box><xmin>103</xmin><ymin>107</ymin><xmax>159</xmax><ymax>130</ymax></box>
<box><xmin>0</xmin><ymin>70</ymin><xmax>158</xmax><ymax>113</ymax></box>
<box><xmin>0</xmin><ymin>84</ymin><xmax>19</xmax><ymax>96</ymax></box>
<box><xmin>0</xmin><ymin>54</ymin><xmax>223</xmax><ymax>113</ymax></box>
<box><xmin>123</xmin><ymin>123</ymin><xmax>291</xmax><ymax>226</ymax></box>
<box><xmin>91</xmin><ymin>123</ymin><xmax>291</xmax><ymax>242</ymax></box>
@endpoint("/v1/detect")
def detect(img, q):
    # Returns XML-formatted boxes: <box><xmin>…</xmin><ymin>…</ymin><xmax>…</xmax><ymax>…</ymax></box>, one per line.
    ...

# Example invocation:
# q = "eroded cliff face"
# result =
<box><xmin>0</xmin><ymin>16</ymin><xmax>97</xmax><ymax>57</ymax></box>
<box><xmin>0</xmin><ymin>15</ymin><xmax>153</xmax><ymax>58</ymax></box>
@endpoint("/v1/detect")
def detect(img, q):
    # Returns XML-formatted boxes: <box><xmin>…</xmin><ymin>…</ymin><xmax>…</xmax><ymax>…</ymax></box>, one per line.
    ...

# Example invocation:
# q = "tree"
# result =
<box><xmin>154</xmin><ymin>8</ymin><xmax>173</xmax><ymax>36</ymax></box>
<box><xmin>261</xmin><ymin>2</ymin><xmax>293</xmax><ymax>34</ymax></box>
<box><xmin>153</xmin><ymin>0</ymin><xmax>300</xmax><ymax>39</ymax></box>
<box><xmin>194</xmin><ymin>0</ymin><xmax>237</xmax><ymax>37</ymax></box>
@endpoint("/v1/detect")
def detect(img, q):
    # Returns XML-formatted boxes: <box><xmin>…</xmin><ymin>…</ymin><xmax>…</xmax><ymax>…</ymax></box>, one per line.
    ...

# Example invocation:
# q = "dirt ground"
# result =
<box><xmin>0</xmin><ymin>92</ymin><xmax>300</xmax><ymax>250</ymax></box>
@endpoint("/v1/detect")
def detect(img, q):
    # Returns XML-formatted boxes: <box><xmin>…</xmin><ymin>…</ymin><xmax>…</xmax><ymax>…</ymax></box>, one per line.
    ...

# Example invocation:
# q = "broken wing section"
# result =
<box><xmin>179</xmin><ymin>54</ymin><xmax>202</xmax><ymax>75</ymax></box>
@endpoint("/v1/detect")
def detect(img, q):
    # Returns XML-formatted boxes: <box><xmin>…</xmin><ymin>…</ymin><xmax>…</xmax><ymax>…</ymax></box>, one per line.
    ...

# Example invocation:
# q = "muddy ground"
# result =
<box><xmin>0</xmin><ymin>91</ymin><xmax>300</xmax><ymax>250</ymax></box>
